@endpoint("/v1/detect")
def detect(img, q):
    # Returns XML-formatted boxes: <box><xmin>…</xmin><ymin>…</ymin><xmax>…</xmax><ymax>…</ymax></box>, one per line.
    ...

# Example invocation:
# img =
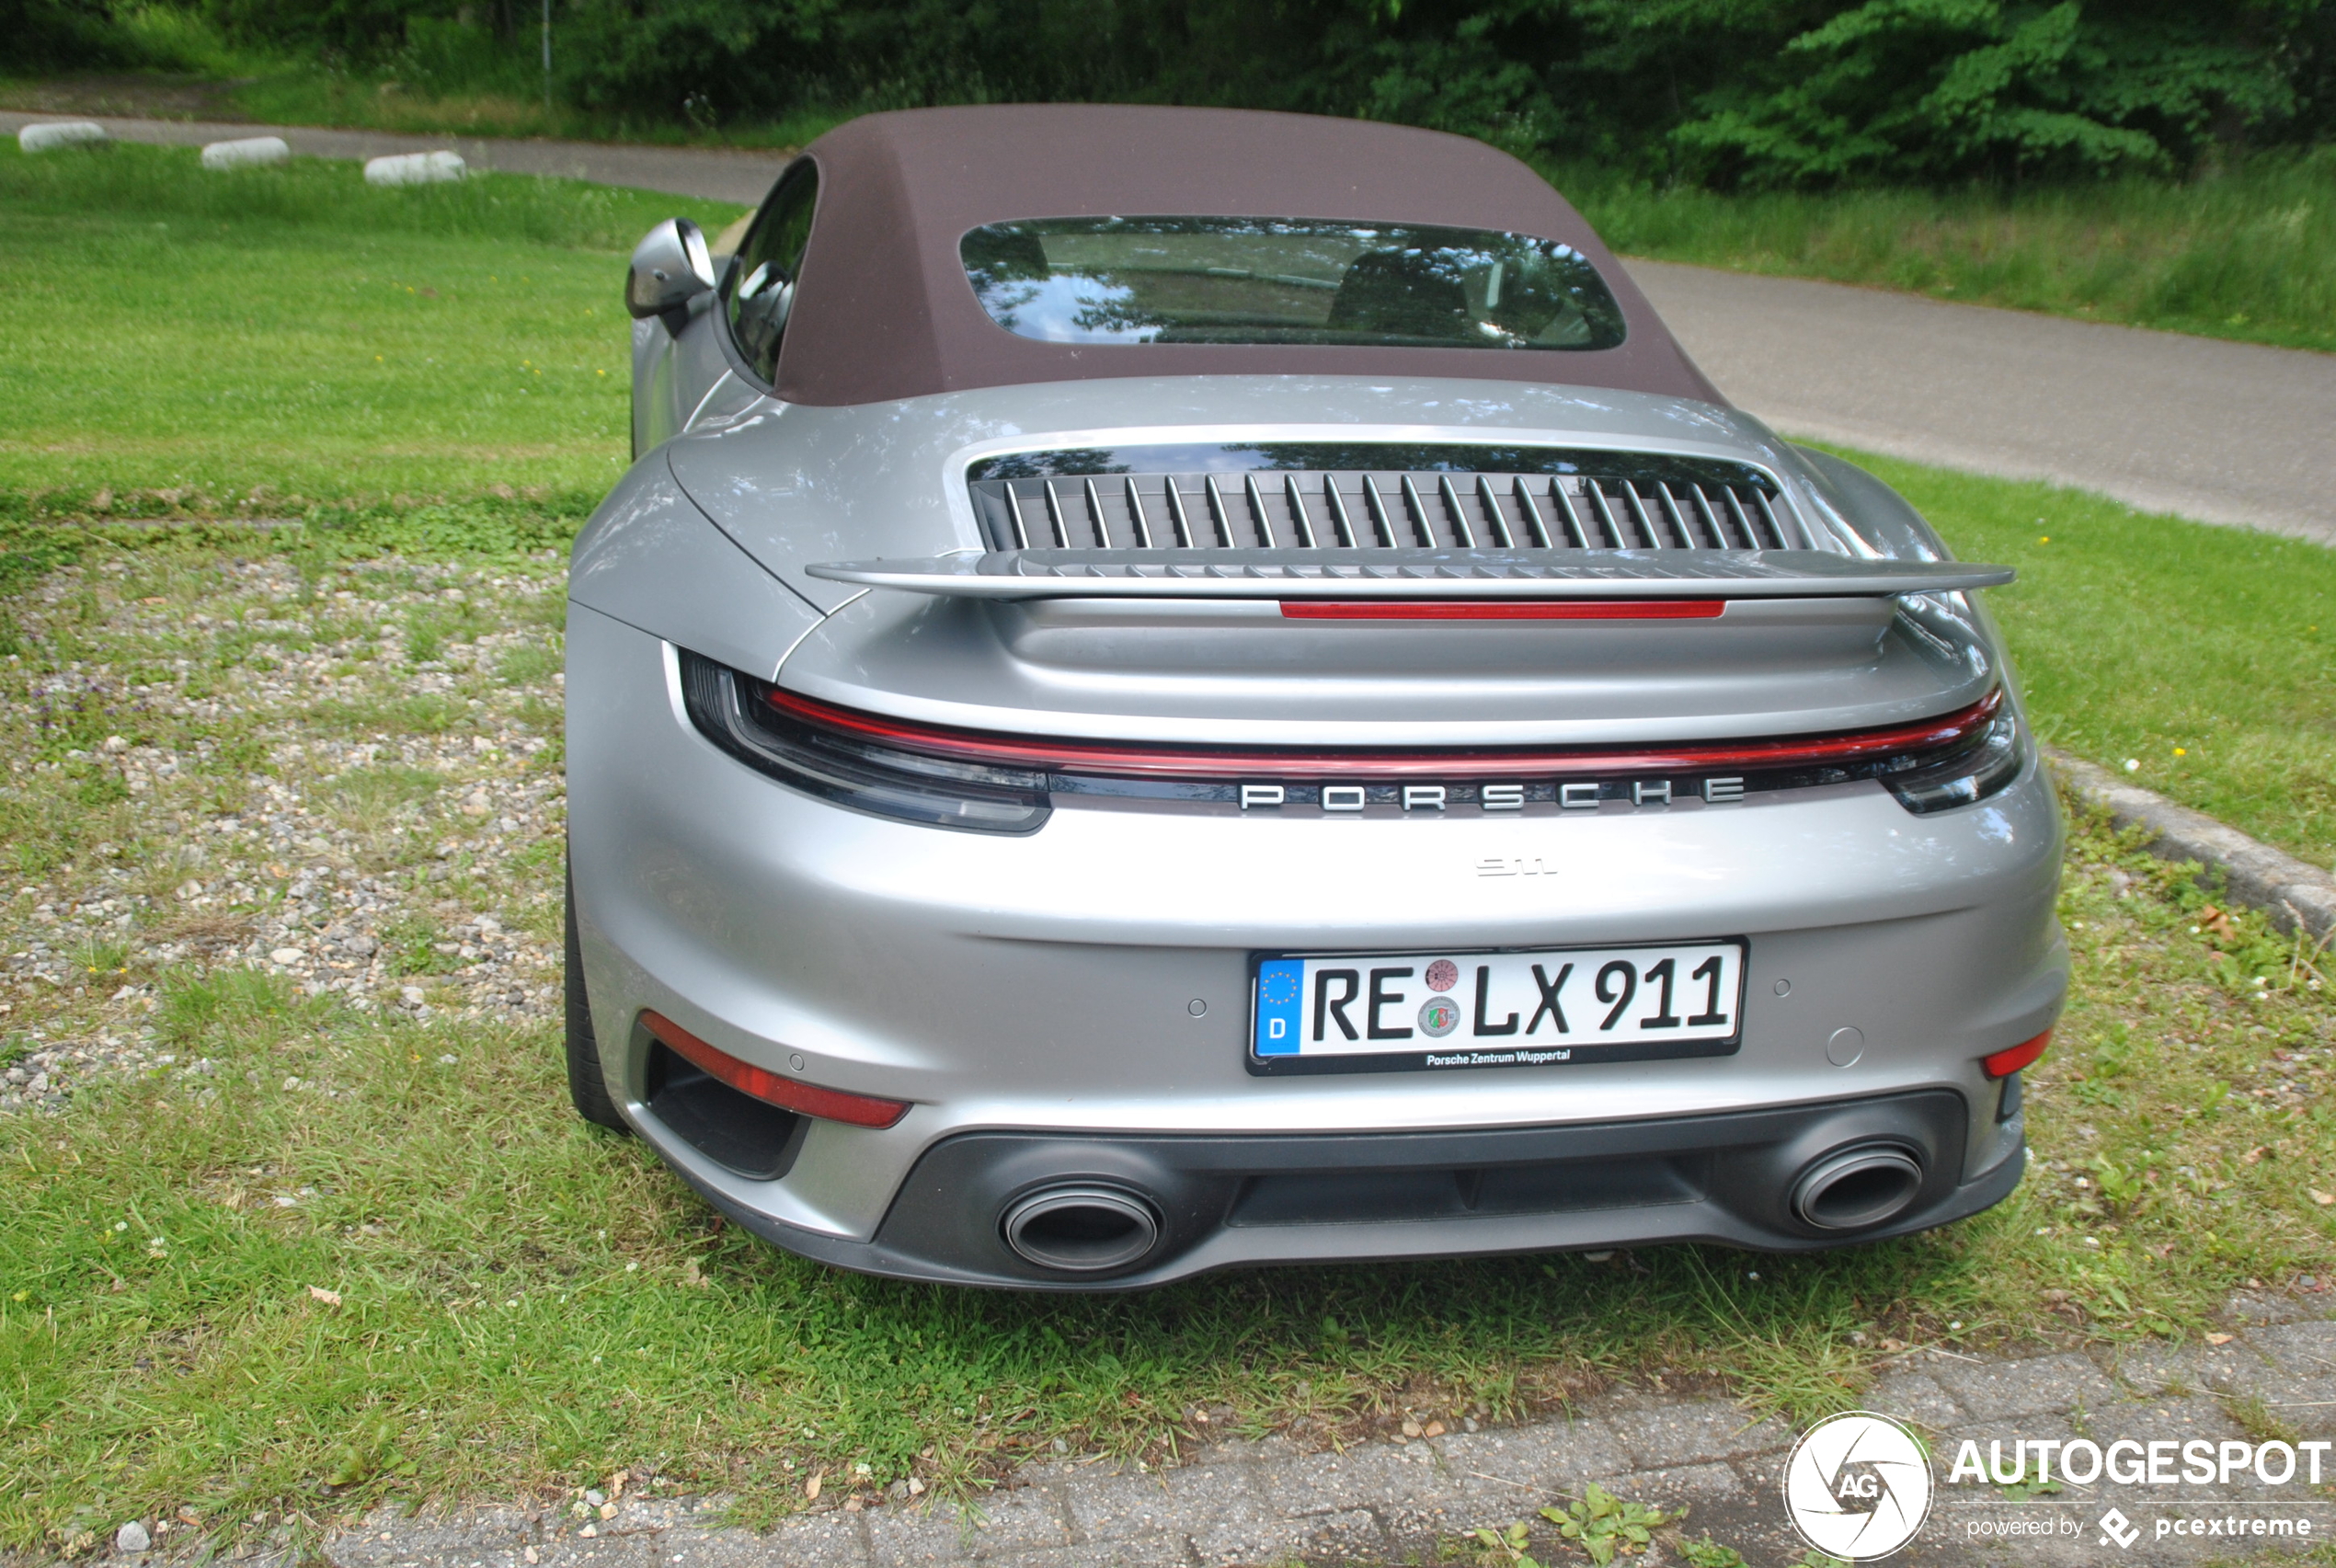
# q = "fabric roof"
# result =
<box><xmin>773</xmin><ymin>105</ymin><xmax>1723</xmax><ymax>408</ymax></box>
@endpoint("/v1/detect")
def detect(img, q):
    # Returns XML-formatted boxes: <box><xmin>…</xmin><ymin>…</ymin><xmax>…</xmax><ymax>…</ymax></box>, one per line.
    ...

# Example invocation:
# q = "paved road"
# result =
<box><xmin>9</xmin><ymin>110</ymin><xmax>2334</xmax><ymax>544</ymax></box>
<box><xmin>1629</xmin><ymin>260</ymin><xmax>2336</xmax><ymax>545</ymax></box>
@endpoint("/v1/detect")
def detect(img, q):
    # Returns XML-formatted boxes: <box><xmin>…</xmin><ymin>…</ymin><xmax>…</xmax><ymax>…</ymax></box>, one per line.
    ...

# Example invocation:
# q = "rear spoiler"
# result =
<box><xmin>804</xmin><ymin>548</ymin><xmax>2014</xmax><ymax>601</ymax></box>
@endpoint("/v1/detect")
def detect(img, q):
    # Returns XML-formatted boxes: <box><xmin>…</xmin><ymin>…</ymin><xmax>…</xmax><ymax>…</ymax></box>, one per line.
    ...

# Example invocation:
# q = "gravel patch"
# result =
<box><xmin>0</xmin><ymin>547</ymin><xmax>568</xmax><ymax>1114</ymax></box>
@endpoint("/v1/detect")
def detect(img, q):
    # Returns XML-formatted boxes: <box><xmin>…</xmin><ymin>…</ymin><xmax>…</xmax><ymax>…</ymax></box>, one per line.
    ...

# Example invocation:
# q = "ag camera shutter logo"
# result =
<box><xmin>1783</xmin><ymin>1412</ymin><xmax>1933</xmax><ymax>1560</ymax></box>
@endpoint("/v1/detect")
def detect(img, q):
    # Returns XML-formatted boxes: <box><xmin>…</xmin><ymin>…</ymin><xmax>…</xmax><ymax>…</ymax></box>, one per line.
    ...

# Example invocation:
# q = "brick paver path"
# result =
<box><xmin>316</xmin><ymin>1293</ymin><xmax>2334</xmax><ymax>1568</ymax></box>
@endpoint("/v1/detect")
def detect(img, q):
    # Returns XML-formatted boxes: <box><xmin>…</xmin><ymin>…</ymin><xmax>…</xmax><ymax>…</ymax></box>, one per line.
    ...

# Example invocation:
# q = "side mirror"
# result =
<box><xmin>627</xmin><ymin>218</ymin><xmax>716</xmax><ymax>320</ymax></box>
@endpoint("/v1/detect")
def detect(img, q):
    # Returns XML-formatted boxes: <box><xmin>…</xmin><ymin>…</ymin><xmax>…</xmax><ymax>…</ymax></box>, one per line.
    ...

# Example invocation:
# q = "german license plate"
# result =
<box><xmin>1248</xmin><ymin>940</ymin><xmax>1746</xmax><ymax>1075</ymax></box>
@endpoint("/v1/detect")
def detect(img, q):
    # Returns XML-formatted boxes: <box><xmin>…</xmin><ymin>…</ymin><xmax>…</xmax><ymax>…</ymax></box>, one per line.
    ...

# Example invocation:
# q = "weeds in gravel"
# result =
<box><xmin>1472</xmin><ymin>1517</ymin><xmax>1549</xmax><ymax>1567</ymax></box>
<box><xmin>1465</xmin><ymin>1488</ymin><xmax>1681</xmax><ymax>1568</ymax></box>
<box><xmin>0</xmin><ymin>535</ymin><xmax>568</xmax><ymax>1123</ymax></box>
<box><xmin>1546</xmin><ymin>1485</ymin><xmax>1667</xmax><ymax>1564</ymax></box>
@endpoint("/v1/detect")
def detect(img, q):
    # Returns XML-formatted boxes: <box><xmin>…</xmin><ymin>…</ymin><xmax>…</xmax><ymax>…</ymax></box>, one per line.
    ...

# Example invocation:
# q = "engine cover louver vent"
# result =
<box><xmin>968</xmin><ymin>448</ymin><xmax>1815</xmax><ymax>555</ymax></box>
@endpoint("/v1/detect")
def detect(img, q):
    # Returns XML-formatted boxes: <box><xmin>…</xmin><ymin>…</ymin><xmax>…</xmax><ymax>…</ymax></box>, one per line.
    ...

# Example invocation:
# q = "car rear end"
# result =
<box><xmin>565</xmin><ymin>386</ymin><xmax>2064</xmax><ymax>1288</ymax></box>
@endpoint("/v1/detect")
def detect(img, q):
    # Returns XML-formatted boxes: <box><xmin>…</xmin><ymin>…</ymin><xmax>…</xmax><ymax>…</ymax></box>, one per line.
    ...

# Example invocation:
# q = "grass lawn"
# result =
<box><xmin>0</xmin><ymin>141</ymin><xmax>736</xmax><ymax>503</ymax></box>
<box><xmin>0</xmin><ymin>127</ymin><xmax>2330</xmax><ymax>1561</ymax></box>
<box><xmin>10</xmin><ymin>64</ymin><xmax>2335</xmax><ymax>355</ymax></box>
<box><xmin>1566</xmin><ymin>154</ymin><xmax>2336</xmax><ymax>357</ymax></box>
<box><xmin>1837</xmin><ymin>452</ymin><xmax>2336</xmax><ymax>870</ymax></box>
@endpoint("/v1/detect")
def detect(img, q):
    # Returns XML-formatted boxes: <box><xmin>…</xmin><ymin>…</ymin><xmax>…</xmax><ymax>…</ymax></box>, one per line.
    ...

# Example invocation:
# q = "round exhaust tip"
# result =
<box><xmin>1792</xmin><ymin>1143</ymin><xmax>1924</xmax><ymax>1231</ymax></box>
<box><xmin>1002</xmin><ymin>1185</ymin><xmax>1162</xmax><ymax>1273</ymax></box>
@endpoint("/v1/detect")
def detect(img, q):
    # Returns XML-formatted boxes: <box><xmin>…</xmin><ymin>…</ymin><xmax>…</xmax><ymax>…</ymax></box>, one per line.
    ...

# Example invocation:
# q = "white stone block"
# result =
<box><xmin>363</xmin><ymin>150</ymin><xmax>465</xmax><ymax>186</ymax></box>
<box><xmin>200</xmin><ymin>135</ymin><xmax>290</xmax><ymax>170</ymax></box>
<box><xmin>17</xmin><ymin>121</ymin><xmax>108</xmax><ymax>153</ymax></box>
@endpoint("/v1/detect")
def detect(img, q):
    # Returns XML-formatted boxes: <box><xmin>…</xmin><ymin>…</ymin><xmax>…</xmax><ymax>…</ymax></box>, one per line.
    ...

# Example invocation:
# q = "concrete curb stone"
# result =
<box><xmin>2250</xmin><ymin>1320</ymin><xmax>2336</xmax><ymax>1378</ymax></box>
<box><xmin>1064</xmin><ymin>1459</ymin><xmax>1270</xmax><ymax>1548</ymax></box>
<box><xmin>2104</xmin><ymin>1338</ymin><xmax>2277</xmax><ymax>1401</ymax></box>
<box><xmin>1601</xmin><ymin>1402</ymin><xmax>1794</xmax><ymax>1469</ymax></box>
<box><xmin>1430</xmin><ymin>1421</ymin><xmax>1633</xmax><ymax>1503</ymax></box>
<box><xmin>1863</xmin><ymin>1367</ymin><xmax>1967</xmax><ymax>1427</ymax></box>
<box><xmin>2048</xmin><ymin>750</ymin><xmax>2336</xmax><ymax>939</ymax></box>
<box><xmin>1922</xmin><ymin>1351</ymin><xmax>2123</xmax><ymax>1424</ymax></box>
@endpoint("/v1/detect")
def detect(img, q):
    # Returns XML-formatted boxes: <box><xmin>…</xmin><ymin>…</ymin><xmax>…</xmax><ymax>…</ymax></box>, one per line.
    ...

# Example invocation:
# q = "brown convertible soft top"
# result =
<box><xmin>773</xmin><ymin>105</ymin><xmax>1725</xmax><ymax>408</ymax></box>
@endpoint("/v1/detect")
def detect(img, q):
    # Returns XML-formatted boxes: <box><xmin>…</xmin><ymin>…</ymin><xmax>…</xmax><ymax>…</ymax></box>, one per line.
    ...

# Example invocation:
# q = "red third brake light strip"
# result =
<box><xmin>1281</xmin><ymin>600</ymin><xmax>1725</xmax><ymax>621</ymax></box>
<box><xmin>760</xmin><ymin>683</ymin><xmax>2004</xmax><ymax>783</ymax></box>
<box><xmin>1982</xmin><ymin>1029</ymin><xmax>2051</xmax><ymax>1079</ymax></box>
<box><xmin>641</xmin><ymin>1011</ymin><xmax>910</xmax><ymax>1128</ymax></box>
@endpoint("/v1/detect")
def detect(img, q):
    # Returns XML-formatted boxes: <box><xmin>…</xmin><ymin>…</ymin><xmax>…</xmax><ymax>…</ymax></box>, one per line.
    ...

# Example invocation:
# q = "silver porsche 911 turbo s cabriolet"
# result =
<box><xmin>567</xmin><ymin>104</ymin><xmax>2063</xmax><ymax>1288</ymax></box>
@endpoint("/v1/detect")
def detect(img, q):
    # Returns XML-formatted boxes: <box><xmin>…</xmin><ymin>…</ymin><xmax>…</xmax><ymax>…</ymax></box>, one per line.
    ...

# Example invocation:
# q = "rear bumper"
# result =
<box><xmin>674</xmin><ymin>1087</ymin><xmax>2024</xmax><ymax>1289</ymax></box>
<box><xmin>567</xmin><ymin>603</ymin><xmax>2063</xmax><ymax>1281</ymax></box>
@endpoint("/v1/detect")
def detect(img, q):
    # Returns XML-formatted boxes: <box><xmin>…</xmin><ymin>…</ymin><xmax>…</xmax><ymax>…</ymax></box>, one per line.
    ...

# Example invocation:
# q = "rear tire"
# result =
<box><xmin>565</xmin><ymin>863</ymin><xmax>628</xmax><ymax>1131</ymax></box>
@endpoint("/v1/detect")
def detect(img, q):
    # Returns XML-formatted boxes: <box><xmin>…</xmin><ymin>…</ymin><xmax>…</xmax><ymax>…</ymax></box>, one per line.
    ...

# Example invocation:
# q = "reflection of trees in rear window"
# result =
<box><xmin>960</xmin><ymin>217</ymin><xmax>1625</xmax><ymax>350</ymax></box>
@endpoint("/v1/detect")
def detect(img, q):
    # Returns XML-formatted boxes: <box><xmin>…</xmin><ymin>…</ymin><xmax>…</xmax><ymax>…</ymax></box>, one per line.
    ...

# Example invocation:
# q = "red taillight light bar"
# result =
<box><xmin>759</xmin><ymin>683</ymin><xmax>2003</xmax><ymax>783</ymax></box>
<box><xmin>1280</xmin><ymin>600</ymin><xmax>1726</xmax><ymax>622</ymax></box>
<box><xmin>641</xmin><ymin>1011</ymin><xmax>910</xmax><ymax>1129</ymax></box>
<box><xmin>1983</xmin><ymin>1030</ymin><xmax>2051</xmax><ymax>1079</ymax></box>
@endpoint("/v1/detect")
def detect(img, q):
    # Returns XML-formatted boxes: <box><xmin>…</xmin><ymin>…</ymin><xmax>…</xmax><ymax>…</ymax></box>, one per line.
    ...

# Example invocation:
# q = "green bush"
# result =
<box><xmin>1</xmin><ymin>0</ymin><xmax>138</xmax><ymax>71</ymax></box>
<box><xmin>542</xmin><ymin>0</ymin><xmax>2336</xmax><ymax>181</ymax></box>
<box><xmin>1668</xmin><ymin>1</ymin><xmax>2307</xmax><ymax>186</ymax></box>
<box><xmin>32</xmin><ymin>1</ymin><xmax>2330</xmax><ymax>184</ymax></box>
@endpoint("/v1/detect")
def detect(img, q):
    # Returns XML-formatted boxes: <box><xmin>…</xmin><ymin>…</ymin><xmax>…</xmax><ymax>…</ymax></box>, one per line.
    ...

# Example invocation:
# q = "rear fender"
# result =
<box><xmin>1796</xmin><ymin>447</ymin><xmax>1952</xmax><ymax>561</ymax></box>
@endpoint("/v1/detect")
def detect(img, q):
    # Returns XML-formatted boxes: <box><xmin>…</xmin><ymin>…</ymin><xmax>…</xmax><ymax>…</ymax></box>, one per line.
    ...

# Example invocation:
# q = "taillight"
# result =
<box><xmin>679</xmin><ymin>650</ymin><xmax>1050</xmax><ymax>833</ymax></box>
<box><xmin>1279</xmin><ymin>600</ymin><xmax>1725</xmax><ymax>621</ymax></box>
<box><xmin>641</xmin><ymin>1011</ymin><xmax>910</xmax><ymax>1128</ymax></box>
<box><xmin>1883</xmin><ymin>704</ymin><xmax>2028</xmax><ymax>815</ymax></box>
<box><xmin>681</xmin><ymin>644</ymin><xmax>2024</xmax><ymax>820</ymax></box>
<box><xmin>1983</xmin><ymin>1030</ymin><xmax>2051</xmax><ymax>1079</ymax></box>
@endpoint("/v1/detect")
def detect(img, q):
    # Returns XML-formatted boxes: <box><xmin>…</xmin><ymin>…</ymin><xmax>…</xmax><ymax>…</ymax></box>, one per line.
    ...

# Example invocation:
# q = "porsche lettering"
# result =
<box><xmin>1238</xmin><ymin>777</ymin><xmax>1747</xmax><ymax>811</ymax></box>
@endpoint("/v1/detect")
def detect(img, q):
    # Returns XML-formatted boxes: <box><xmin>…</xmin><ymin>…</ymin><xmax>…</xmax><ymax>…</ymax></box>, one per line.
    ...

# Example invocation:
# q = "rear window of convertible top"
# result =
<box><xmin>960</xmin><ymin>217</ymin><xmax>1628</xmax><ymax>351</ymax></box>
